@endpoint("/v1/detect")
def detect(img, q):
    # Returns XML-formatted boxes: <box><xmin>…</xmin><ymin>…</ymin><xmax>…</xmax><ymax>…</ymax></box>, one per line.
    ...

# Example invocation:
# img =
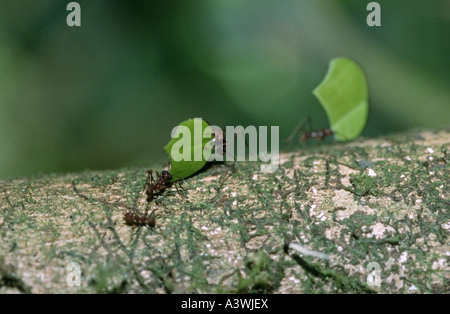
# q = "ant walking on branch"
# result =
<box><xmin>144</xmin><ymin>170</ymin><xmax>173</xmax><ymax>203</ymax></box>
<box><xmin>72</xmin><ymin>166</ymin><xmax>176</xmax><ymax>228</ymax></box>
<box><xmin>300</xmin><ymin>128</ymin><xmax>333</xmax><ymax>142</ymax></box>
<box><xmin>123</xmin><ymin>211</ymin><xmax>155</xmax><ymax>227</ymax></box>
<box><xmin>124</xmin><ymin>166</ymin><xmax>183</xmax><ymax>227</ymax></box>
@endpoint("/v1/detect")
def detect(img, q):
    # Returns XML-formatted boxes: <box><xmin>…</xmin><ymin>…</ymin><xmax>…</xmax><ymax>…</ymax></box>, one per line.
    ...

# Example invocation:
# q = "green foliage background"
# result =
<box><xmin>0</xmin><ymin>0</ymin><xmax>448</xmax><ymax>178</ymax></box>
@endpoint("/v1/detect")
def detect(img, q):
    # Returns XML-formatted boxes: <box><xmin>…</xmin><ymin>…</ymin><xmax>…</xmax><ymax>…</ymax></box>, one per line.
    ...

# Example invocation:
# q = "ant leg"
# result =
<box><xmin>144</xmin><ymin>200</ymin><xmax>152</xmax><ymax>216</ymax></box>
<box><xmin>174</xmin><ymin>182</ymin><xmax>186</xmax><ymax>199</ymax></box>
<box><xmin>300</xmin><ymin>117</ymin><xmax>314</xmax><ymax>143</ymax></box>
<box><xmin>141</xmin><ymin>170</ymin><xmax>155</xmax><ymax>196</ymax></box>
<box><xmin>145</xmin><ymin>170</ymin><xmax>157</xmax><ymax>190</ymax></box>
<box><xmin>217</xmin><ymin>156</ymin><xmax>236</xmax><ymax>191</ymax></box>
<box><xmin>305</xmin><ymin>117</ymin><xmax>312</xmax><ymax>132</ymax></box>
<box><xmin>217</xmin><ymin>146</ymin><xmax>236</xmax><ymax>192</ymax></box>
<box><xmin>134</xmin><ymin>169</ymin><xmax>152</xmax><ymax>207</ymax></box>
<box><xmin>211</xmin><ymin>131</ymin><xmax>235</xmax><ymax>191</ymax></box>
<box><xmin>164</xmin><ymin>169</ymin><xmax>187</xmax><ymax>199</ymax></box>
<box><xmin>147</xmin><ymin>170</ymin><xmax>159</xmax><ymax>201</ymax></box>
<box><xmin>285</xmin><ymin>117</ymin><xmax>308</xmax><ymax>143</ymax></box>
<box><xmin>216</xmin><ymin>129</ymin><xmax>254</xmax><ymax>191</ymax></box>
<box><xmin>147</xmin><ymin>203</ymin><xmax>158</xmax><ymax>217</ymax></box>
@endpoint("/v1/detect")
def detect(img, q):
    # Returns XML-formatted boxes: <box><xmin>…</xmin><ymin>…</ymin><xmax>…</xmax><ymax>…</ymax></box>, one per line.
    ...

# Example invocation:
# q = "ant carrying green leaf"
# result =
<box><xmin>287</xmin><ymin>57</ymin><xmax>369</xmax><ymax>145</ymax></box>
<box><xmin>163</xmin><ymin>118</ymin><xmax>243</xmax><ymax>184</ymax></box>
<box><xmin>313</xmin><ymin>57</ymin><xmax>369</xmax><ymax>142</ymax></box>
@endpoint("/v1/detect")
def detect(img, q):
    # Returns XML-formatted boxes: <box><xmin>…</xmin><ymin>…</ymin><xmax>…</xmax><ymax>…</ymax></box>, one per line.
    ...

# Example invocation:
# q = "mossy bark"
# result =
<box><xmin>1</xmin><ymin>129</ymin><xmax>449</xmax><ymax>294</ymax></box>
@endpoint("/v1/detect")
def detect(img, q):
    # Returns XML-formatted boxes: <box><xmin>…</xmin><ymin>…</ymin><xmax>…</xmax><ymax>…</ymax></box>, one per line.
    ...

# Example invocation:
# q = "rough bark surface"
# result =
<box><xmin>0</xmin><ymin>129</ymin><xmax>449</xmax><ymax>294</ymax></box>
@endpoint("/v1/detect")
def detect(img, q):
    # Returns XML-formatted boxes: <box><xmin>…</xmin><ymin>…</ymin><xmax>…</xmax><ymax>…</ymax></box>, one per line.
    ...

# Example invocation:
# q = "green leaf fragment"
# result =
<box><xmin>313</xmin><ymin>57</ymin><xmax>369</xmax><ymax>141</ymax></box>
<box><xmin>163</xmin><ymin>118</ymin><xmax>214</xmax><ymax>181</ymax></box>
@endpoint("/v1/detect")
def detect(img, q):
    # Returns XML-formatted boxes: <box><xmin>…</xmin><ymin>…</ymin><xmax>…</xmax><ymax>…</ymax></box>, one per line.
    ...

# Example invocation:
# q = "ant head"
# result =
<box><xmin>161</xmin><ymin>170</ymin><xmax>172</xmax><ymax>181</ymax></box>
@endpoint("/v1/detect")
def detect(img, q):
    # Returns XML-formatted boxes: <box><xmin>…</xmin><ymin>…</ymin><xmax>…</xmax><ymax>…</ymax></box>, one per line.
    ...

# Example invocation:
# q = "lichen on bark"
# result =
<box><xmin>0</xmin><ymin>129</ymin><xmax>449</xmax><ymax>293</ymax></box>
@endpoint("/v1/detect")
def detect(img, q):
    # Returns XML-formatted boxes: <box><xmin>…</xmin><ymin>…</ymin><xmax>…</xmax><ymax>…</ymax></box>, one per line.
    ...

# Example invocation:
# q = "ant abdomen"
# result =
<box><xmin>124</xmin><ymin>211</ymin><xmax>155</xmax><ymax>227</ymax></box>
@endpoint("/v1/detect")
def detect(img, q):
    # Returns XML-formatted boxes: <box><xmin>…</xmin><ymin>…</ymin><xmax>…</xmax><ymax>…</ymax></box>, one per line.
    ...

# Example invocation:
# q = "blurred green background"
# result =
<box><xmin>0</xmin><ymin>0</ymin><xmax>449</xmax><ymax>179</ymax></box>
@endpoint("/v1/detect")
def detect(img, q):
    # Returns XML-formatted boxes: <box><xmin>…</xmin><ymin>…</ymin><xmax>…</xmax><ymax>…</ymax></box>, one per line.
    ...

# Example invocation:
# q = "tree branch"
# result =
<box><xmin>0</xmin><ymin>129</ymin><xmax>449</xmax><ymax>293</ymax></box>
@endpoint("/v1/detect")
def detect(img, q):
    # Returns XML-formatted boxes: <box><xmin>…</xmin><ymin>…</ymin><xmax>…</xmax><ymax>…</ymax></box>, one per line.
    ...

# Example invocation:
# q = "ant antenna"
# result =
<box><xmin>285</xmin><ymin>117</ymin><xmax>311</xmax><ymax>144</ymax></box>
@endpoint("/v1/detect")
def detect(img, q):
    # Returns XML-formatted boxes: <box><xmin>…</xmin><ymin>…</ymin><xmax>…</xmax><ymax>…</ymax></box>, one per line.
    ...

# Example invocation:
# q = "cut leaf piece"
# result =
<box><xmin>313</xmin><ymin>57</ymin><xmax>369</xmax><ymax>141</ymax></box>
<box><xmin>163</xmin><ymin>118</ymin><xmax>213</xmax><ymax>181</ymax></box>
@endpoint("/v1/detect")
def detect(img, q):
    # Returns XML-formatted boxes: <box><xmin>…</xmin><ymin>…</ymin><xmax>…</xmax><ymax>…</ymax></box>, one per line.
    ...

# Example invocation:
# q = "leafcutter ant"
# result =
<box><xmin>123</xmin><ymin>166</ymin><xmax>184</xmax><ymax>227</ymax></box>
<box><xmin>144</xmin><ymin>170</ymin><xmax>173</xmax><ymax>203</ymax></box>
<box><xmin>286</xmin><ymin>117</ymin><xmax>334</xmax><ymax>144</ymax></box>
<box><xmin>300</xmin><ymin>128</ymin><xmax>333</xmax><ymax>142</ymax></box>
<box><xmin>123</xmin><ymin>211</ymin><xmax>155</xmax><ymax>227</ymax></box>
<box><xmin>123</xmin><ymin>170</ymin><xmax>171</xmax><ymax>227</ymax></box>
